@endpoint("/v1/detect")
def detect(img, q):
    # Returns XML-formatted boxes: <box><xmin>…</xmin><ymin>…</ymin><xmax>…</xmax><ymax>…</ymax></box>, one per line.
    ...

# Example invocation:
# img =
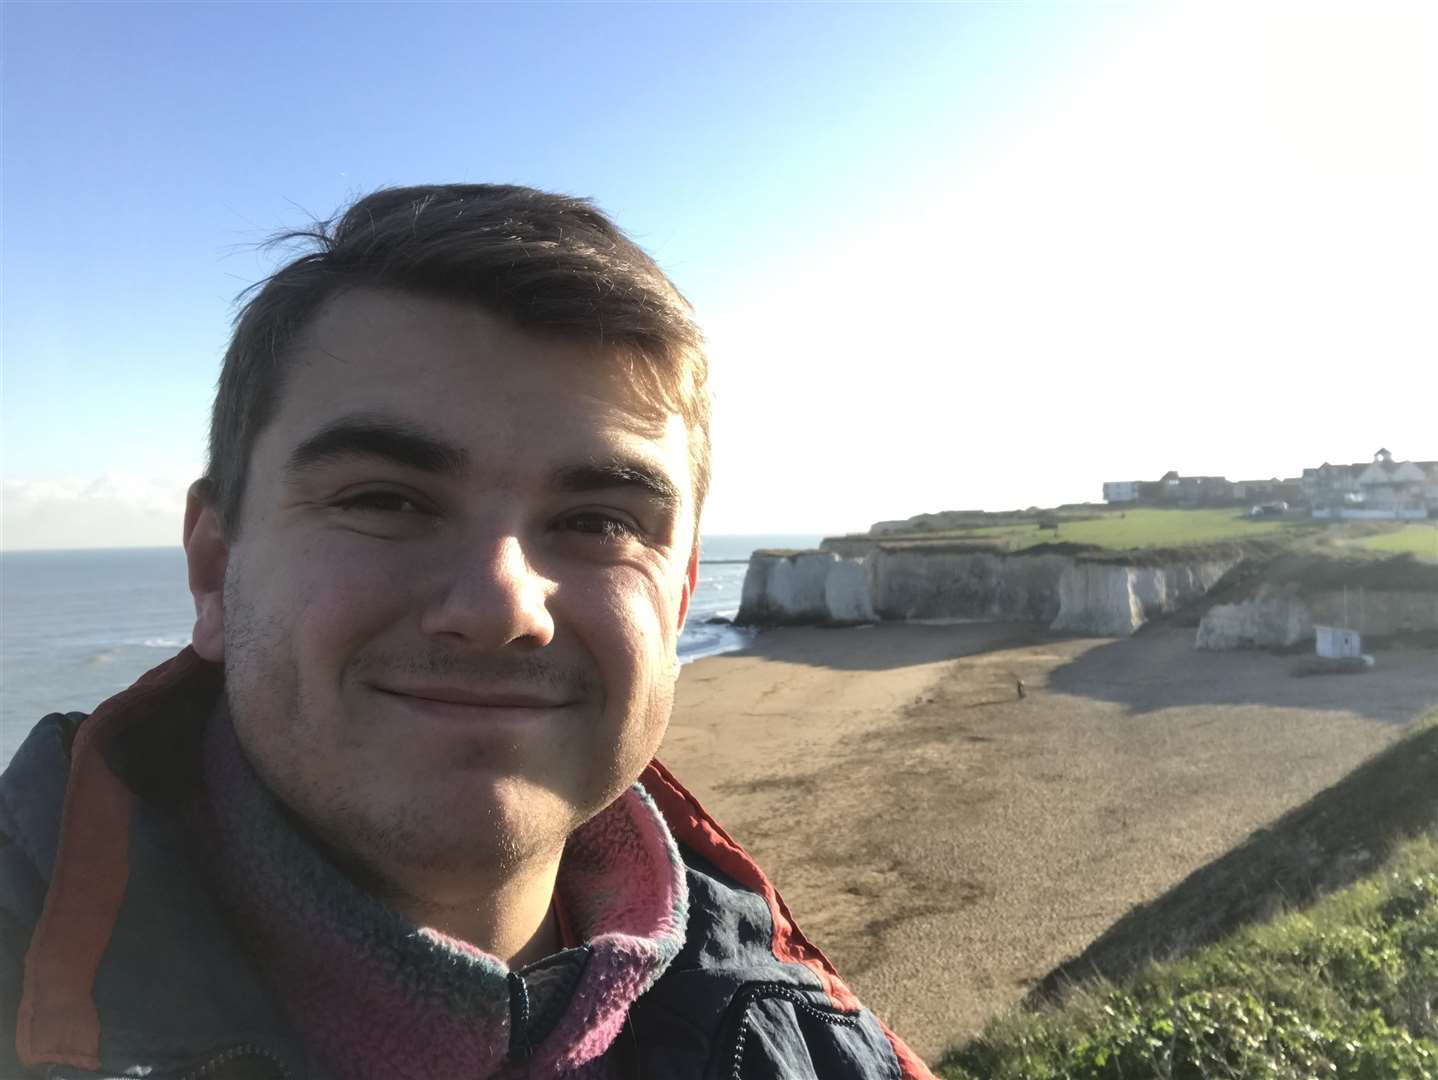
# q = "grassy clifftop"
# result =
<box><xmin>845</xmin><ymin>507</ymin><xmax>1438</xmax><ymax>566</ymax></box>
<box><xmin>937</xmin><ymin>715</ymin><xmax>1438</xmax><ymax>1079</ymax></box>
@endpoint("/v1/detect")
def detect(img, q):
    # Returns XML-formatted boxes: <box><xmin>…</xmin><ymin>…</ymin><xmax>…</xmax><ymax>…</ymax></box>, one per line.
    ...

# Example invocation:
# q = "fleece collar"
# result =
<box><xmin>198</xmin><ymin>702</ymin><xmax>688</xmax><ymax>1079</ymax></box>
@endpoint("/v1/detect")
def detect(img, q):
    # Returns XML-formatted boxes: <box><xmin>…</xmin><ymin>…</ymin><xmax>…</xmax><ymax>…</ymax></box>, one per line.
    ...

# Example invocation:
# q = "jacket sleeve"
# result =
<box><xmin>0</xmin><ymin>818</ymin><xmax>43</xmax><ymax>1076</ymax></box>
<box><xmin>0</xmin><ymin>713</ymin><xmax>78</xmax><ymax>1075</ymax></box>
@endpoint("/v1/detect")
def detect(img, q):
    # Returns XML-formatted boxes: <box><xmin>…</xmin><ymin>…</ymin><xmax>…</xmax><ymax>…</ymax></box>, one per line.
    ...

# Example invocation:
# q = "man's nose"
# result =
<box><xmin>419</xmin><ymin>535</ymin><xmax>556</xmax><ymax>650</ymax></box>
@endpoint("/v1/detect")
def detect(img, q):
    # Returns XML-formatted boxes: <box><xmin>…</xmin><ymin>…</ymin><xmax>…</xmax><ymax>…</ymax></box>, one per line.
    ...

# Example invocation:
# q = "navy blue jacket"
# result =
<box><xmin>0</xmin><ymin>649</ymin><xmax>932</xmax><ymax>1079</ymax></box>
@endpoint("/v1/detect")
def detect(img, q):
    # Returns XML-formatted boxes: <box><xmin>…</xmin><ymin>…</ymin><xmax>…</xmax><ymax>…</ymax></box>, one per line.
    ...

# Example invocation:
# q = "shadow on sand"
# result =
<box><xmin>706</xmin><ymin>621</ymin><xmax>1056</xmax><ymax>673</ymax></box>
<box><xmin>1044</xmin><ymin>625</ymin><xmax>1438</xmax><ymax>724</ymax></box>
<box><xmin>712</xmin><ymin>621</ymin><xmax>1437</xmax><ymax>725</ymax></box>
<box><xmin>1029</xmin><ymin>716</ymin><xmax>1438</xmax><ymax>1006</ymax></box>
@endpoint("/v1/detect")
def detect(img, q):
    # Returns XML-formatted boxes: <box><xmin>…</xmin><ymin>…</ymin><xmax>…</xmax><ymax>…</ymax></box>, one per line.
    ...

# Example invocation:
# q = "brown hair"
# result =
<box><xmin>203</xmin><ymin>184</ymin><xmax>709</xmax><ymax>534</ymax></box>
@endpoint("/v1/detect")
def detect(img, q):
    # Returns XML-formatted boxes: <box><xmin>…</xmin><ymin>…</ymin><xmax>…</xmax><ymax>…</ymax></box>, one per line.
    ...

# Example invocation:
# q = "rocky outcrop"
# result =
<box><xmin>736</xmin><ymin>551</ymin><xmax>875</xmax><ymax>626</ymax></box>
<box><xmin>1195</xmin><ymin>586</ymin><xmax>1437</xmax><ymax>650</ymax></box>
<box><xmin>825</xmin><ymin>558</ymin><xmax>878</xmax><ymax>624</ymax></box>
<box><xmin>1049</xmin><ymin>563</ymin><xmax>1145</xmax><ymax>636</ymax></box>
<box><xmin>739</xmin><ymin>547</ymin><xmax>1235</xmax><ymax>636</ymax></box>
<box><xmin>871</xmin><ymin>551</ymin><xmax>1070</xmax><ymax>622</ymax></box>
<box><xmin>1195</xmin><ymin>586</ymin><xmax>1314</xmax><ymax>649</ymax></box>
<box><xmin>1052</xmin><ymin>560</ymin><xmax>1237</xmax><ymax>636</ymax></box>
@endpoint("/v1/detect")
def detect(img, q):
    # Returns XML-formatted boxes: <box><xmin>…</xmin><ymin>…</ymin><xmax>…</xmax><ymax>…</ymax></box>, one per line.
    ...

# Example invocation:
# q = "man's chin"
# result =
<box><xmin>341</xmin><ymin>773</ymin><xmax>581</xmax><ymax>875</ymax></box>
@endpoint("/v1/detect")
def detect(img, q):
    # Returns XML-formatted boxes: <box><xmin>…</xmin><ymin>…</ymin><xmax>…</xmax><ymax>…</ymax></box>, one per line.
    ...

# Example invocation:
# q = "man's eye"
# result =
<box><xmin>562</xmin><ymin>512</ymin><xmax>640</xmax><ymax>541</ymax></box>
<box><xmin>333</xmin><ymin>491</ymin><xmax>426</xmax><ymax>515</ymax></box>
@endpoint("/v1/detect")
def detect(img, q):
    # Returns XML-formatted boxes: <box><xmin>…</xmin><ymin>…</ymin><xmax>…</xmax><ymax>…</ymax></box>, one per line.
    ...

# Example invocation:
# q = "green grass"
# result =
<box><xmin>1044</xmin><ymin>508</ymin><xmax>1293</xmax><ymax>551</ymax></box>
<box><xmin>857</xmin><ymin>508</ymin><xmax>1438</xmax><ymax>569</ymax></box>
<box><xmin>937</xmin><ymin>716</ymin><xmax>1438</xmax><ymax>1080</ymax></box>
<box><xmin>870</xmin><ymin>508</ymin><xmax>1299</xmax><ymax>554</ymax></box>
<box><xmin>938</xmin><ymin>837</ymin><xmax>1438</xmax><ymax>1079</ymax></box>
<box><xmin>1353</xmin><ymin>524</ymin><xmax>1438</xmax><ymax>561</ymax></box>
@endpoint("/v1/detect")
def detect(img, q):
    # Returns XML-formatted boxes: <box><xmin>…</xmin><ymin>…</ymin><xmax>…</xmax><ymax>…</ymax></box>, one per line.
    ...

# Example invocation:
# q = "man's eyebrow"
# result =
<box><xmin>552</xmin><ymin>460</ymin><xmax>683</xmax><ymax>511</ymax></box>
<box><xmin>285</xmin><ymin>415</ymin><xmax>470</xmax><ymax>477</ymax></box>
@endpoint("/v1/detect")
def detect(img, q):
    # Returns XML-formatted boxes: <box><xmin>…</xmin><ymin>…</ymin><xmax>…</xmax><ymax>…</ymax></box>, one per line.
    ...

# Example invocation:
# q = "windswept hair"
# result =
<box><xmin>203</xmin><ymin>184</ymin><xmax>709</xmax><ymax>534</ymax></box>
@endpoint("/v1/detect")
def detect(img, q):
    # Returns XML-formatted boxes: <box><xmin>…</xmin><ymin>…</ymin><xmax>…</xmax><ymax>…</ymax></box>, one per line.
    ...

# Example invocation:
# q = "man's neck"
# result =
<box><xmin>333</xmin><ymin>844</ymin><xmax>566</xmax><ymax>968</ymax></box>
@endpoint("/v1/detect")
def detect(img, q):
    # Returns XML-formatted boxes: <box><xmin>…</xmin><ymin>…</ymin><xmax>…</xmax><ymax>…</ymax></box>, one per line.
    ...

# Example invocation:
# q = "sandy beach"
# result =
<box><xmin>658</xmin><ymin>622</ymin><xmax>1438</xmax><ymax>1063</ymax></box>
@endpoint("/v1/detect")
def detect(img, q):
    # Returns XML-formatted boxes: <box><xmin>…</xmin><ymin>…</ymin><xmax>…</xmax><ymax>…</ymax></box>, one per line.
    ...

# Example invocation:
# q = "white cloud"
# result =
<box><xmin>1</xmin><ymin>472</ymin><xmax>196</xmax><ymax>551</ymax></box>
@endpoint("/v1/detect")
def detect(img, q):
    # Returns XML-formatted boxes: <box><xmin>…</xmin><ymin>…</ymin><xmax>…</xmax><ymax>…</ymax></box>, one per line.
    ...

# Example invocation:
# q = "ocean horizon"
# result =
<box><xmin>0</xmin><ymin>535</ymin><xmax>822</xmax><ymax>767</ymax></box>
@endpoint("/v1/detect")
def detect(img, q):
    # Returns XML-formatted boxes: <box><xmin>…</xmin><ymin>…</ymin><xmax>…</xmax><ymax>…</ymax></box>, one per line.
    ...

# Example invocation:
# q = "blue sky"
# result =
<box><xmin>3</xmin><ymin>2</ymin><xmax>1434</xmax><ymax>547</ymax></box>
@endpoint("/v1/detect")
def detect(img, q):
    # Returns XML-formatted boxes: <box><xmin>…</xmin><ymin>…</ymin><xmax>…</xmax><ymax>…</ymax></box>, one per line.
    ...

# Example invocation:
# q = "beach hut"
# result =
<box><xmin>1315</xmin><ymin>625</ymin><xmax>1362</xmax><ymax>660</ymax></box>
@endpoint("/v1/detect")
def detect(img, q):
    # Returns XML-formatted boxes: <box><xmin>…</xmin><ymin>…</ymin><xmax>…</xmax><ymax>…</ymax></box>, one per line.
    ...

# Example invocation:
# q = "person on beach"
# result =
<box><xmin>0</xmin><ymin>186</ymin><xmax>932</xmax><ymax>1079</ymax></box>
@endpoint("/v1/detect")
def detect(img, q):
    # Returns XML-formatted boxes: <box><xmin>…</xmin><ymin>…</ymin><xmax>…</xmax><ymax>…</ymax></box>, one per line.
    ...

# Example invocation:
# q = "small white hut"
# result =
<box><xmin>1315</xmin><ymin>625</ymin><xmax>1362</xmax><ymax>660</ymax></box>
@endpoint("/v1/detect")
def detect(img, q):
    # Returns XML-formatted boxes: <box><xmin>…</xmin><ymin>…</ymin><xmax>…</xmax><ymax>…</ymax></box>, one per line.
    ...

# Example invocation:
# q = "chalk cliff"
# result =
<box><xmin>1196</xmin><ymin>585</ymin><xmax>1438</xmax><ymax>649</ymax></box>
<box><xmin>1195</xmin><ymin>586</ymin><xmax>1314</xmax><ymax>650</ymax></box>
<box><xmin>739</xmin><ymin>547</ymin><xmax>1237</xmax><ymax>637</ymax></box>
<box><xmin>1051</xmin><ymin>560</ymin><xmax>1236</xmax><ymax>636</ymax></box>
<box><xmin>737</xmin><ymin>551</ymin><xmax>876</xmax><ymax>626</ymax></box>
<box><xmin>871</xmin><ymin>550</ymin><xmax>1069</xmax><ymax>622</ymax></box>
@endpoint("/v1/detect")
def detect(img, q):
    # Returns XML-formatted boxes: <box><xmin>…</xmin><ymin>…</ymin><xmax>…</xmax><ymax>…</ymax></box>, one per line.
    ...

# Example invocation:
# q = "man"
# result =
<box><xmin>0</xmin><ymin>185</ymin><xmax>932</xmax><ymax>1078</ymax></box>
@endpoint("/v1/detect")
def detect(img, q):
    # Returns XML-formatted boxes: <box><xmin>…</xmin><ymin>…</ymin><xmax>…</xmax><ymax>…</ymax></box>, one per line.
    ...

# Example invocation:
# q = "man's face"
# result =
<box><xmin>187</xmin><ymin>287</ymin><xmax>698</xmax><ymax>890</ymax></box>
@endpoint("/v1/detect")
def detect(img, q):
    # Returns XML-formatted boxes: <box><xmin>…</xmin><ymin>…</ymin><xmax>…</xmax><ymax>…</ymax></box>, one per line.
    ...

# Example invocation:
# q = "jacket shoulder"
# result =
<box><xmin>0</xmin><ymin>712</ymin><xmax>84</xmax><ymax>911</ymax></box>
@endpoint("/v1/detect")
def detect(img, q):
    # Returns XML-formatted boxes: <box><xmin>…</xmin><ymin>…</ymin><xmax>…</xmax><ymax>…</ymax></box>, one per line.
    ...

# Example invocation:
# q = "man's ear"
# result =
<box><xmin>183</xmin><ymin>480</ymin><xmax>229</xmax><ymax>662</ymax></box>
<box><xmin>675</xmin><ymin>534</ymin><xmax>700</xmax><ymax>635</ymax></box>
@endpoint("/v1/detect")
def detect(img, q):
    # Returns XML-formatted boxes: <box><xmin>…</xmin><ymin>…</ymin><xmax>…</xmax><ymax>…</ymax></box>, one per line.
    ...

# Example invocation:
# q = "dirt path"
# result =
<box><xmin>659</xmin><ymin>623</ymin><xmax>1438</xmax><ymax>1063</ymax></box>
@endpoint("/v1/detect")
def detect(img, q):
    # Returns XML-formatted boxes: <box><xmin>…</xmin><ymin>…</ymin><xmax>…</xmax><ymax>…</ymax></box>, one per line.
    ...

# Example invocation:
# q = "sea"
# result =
<box><xmin>0</xmin><ymin>535</ymin><xmax>820</xmax><ymax>768</ymax></box>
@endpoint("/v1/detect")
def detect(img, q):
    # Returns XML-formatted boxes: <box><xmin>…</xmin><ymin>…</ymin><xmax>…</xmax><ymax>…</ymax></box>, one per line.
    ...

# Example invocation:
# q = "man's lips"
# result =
<box><xmin>369</xmin><ymin>684</ymin><xmax>579</xmax><ymax>710</ymax></box>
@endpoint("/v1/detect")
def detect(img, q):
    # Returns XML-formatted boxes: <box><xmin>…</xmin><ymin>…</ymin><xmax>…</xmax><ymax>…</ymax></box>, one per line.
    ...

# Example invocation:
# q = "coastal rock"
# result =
<box><xmin>1050</xmin><ymin>562</ymin><xmax>1145</xmax><ymax>635</ymax></box>
<box><xmin>1131</xmin><ymin>561</ymin><xmax>1235</xmax><ymax>620</ymax></box>
<box><xmin>739</xmin><ymin>547</ymin><xmax>1237</xmax><ymax>636</ymax></box>
<box><xmin>871</xmin><ymin>551</ymin><xmax>1069</xmax><ymax>622</ymax></box>
<box><xmin>824</xmin><ymin>557</ymin><xmax>878</xmax><ymax>624</ymax></box>
<box><xmin>737</xmin><ymin>551</ymin><xmax>876</xmax><ymax>625</ymax></box>
<box><xmin>1195</xmin><ymin>586</ymin><xmax>1314</xmax><ymax>650</ymax></box>
<box><xmin>1194</xmin><ymin>586</ymin><xmax>1437</xmax><ymax>650</ymax></box>
<box><xmin>1052</xmin><ymin>560</ymin><xmax>1238</xmax><ymax>637</ymax></box>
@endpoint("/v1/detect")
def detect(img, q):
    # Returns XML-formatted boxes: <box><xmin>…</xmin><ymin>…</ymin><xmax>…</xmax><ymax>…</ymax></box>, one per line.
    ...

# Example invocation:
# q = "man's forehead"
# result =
<box><xmin>286</xmin><ymin>287</ymin><xmax>681</xmax><ymax>437</ymax></box>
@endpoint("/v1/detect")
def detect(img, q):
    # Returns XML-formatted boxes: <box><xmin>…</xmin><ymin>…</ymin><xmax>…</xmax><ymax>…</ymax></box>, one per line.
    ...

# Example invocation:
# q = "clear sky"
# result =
<box><xmin>2</xmin><ymin>1</ymin><xmax>1433</xmax><ymax>549</ymax></box>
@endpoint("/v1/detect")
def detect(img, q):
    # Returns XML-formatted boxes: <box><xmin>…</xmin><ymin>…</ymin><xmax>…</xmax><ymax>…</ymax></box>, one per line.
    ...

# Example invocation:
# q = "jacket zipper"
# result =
<box><xmin>178</xmin><ymin>1042</ymin><xmax>292</xmax><ymax>1080</ymax></box>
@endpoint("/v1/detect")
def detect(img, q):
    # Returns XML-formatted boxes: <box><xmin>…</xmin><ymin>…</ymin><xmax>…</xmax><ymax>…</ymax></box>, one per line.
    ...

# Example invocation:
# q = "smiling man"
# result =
<box><xmin>0</xmin><ymin>185</ymin><xmax>932</xmax><ymax>1079</ymax></box>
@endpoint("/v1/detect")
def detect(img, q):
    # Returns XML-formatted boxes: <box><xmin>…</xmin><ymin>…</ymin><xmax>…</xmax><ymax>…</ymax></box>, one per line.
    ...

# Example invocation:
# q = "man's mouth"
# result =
<box><xmin>369</xmin><ymin>683</ymin><xmax>579</xmax><ymax>710</ymax></box>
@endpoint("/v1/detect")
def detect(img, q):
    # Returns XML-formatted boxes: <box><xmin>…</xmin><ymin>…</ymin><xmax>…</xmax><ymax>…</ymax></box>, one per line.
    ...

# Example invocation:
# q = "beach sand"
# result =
<box><xmin>658</xmin><ymin>622</ymin><xmax>1438</xmax><ymax>1063</ymax></box>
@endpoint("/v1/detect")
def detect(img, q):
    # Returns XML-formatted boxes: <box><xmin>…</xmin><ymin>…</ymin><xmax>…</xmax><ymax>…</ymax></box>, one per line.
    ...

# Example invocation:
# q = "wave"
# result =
<box><xmin>678</xmin><ymin>622</ymin><xmax>756</xmax><ymax>665</ymax></box>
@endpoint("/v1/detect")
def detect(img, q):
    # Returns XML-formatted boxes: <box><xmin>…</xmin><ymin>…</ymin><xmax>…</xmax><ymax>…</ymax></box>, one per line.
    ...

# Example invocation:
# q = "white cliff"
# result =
<box><xmin>870</xmin><ymin>550</ymin><xmax>1070</xmax><ymax>622</ymax></box>
<box><xmin>1049</xmin><ymin>563</ymin><xmax>1146</xmax><ymax>636</ymax></box>
<box><xmin>1195</xmin><ymin>585</ymin><xmax>1438</xmax><ymax>649</ymax></box>
<box><xmin>1052</xmin><ymin>560</ymin><xmax>1237</xmax><ymax>636</ymax></box>
<box><xmin>740</xmin><ymin>547</ymin><xmax>1238</xmax><ymax>637</ymax></box>
<box><xmin>824</xmin><ymin>557</ymin><xmax>878</xmax><ymax>624</ymax></box>
<box><xmin>1195</xmin><ymin>586</ymin><xmax>1314</xmax><ymax>650</ymax></box>
<box><xmin>737</xmin><ymin>551</ymin><xmax>876</xmax><ymax>626</ymax></box>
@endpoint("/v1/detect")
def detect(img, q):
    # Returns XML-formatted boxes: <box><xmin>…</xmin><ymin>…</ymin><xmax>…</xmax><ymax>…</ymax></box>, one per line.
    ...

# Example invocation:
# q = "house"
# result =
<box><xmin>1309</xmin><ymin>449</ymin><xmax>1435</xmax><ymax>520</ymax></box>
<box><xmin>1301</xmin><ymin>462</ymin><xmax>1363</xmax><ymax>506</ymax></box>
<box><xmin>1233</xmin><ymin>477</ymin><xmax>1303</xmax><ymax>503</ymax></box>
<box><xmin>1103</xmin><ymin>471</ymin><xmax>1235</xmax><ymax>506</ymax></box>
<box><xmin>1357</xmin><ymin>449</ymin><xmax>1431</xmax><ymax>511</ymax></box>
<box><xmin>1102</xmin><ymin>480</ymin><xmax>1140</xmax><ymax>503</ymax></box>
<box><xmin>1158</xmin><ymin>471</ymin><xmax>1233</xmax><ymax>505</ymax></box>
